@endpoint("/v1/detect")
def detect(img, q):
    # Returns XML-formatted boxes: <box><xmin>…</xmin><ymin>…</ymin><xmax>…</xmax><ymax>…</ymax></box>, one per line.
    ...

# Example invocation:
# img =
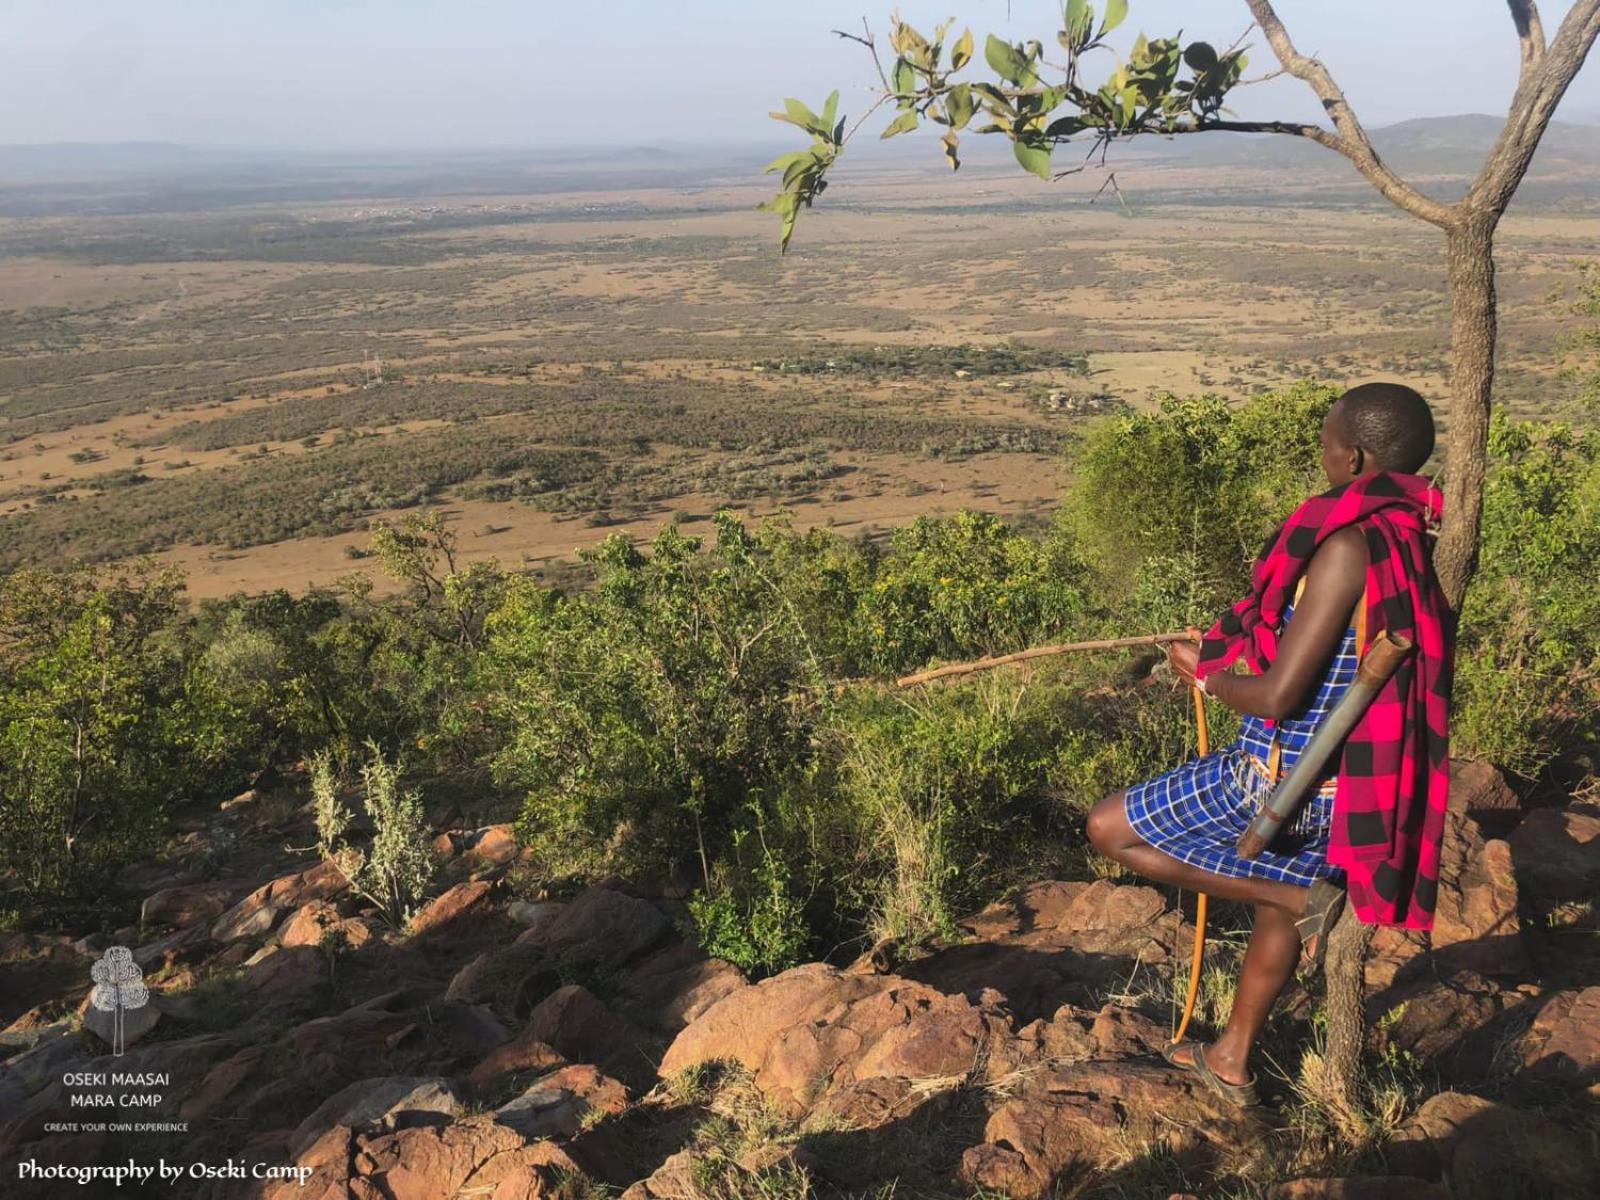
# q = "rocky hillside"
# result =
<box><xmin>1</xmin><ymin>762</ymin><xmax>1596</xmax><ymax>1199</ymax></box>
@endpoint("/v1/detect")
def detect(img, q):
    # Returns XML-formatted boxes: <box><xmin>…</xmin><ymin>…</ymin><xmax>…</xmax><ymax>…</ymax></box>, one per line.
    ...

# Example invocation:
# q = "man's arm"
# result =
<box><xmin>1174</xmin><ymin>525</ymin><xmax>1367</xmax><ymax>720</ymax></box>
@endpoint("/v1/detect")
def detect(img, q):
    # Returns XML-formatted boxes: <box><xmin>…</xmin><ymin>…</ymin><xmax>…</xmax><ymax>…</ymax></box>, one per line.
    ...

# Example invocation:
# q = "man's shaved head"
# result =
<box><xmin>1331</xmin><ymin>382</ymin><xmax>1436</xmax><ymax>474</ymax></box>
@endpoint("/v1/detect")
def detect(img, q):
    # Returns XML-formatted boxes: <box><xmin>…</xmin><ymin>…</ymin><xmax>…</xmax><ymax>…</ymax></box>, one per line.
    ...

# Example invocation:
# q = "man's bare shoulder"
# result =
<box><xmin>1305</xmin><ymin>526</ymin><xmax>1367</xmax><ymax>599</ymax></box>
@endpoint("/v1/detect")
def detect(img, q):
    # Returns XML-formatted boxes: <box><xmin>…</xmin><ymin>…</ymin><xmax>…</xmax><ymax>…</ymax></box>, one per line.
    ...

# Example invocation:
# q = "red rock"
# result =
<box><xmin>523</xmin><ymin>985</ymin><xmax>649</xmax><ymax>1083</ymax></box>
<box><xmin>1521</xmin><ymin>986</ymin><xmax>1600</xmax><ymax>1084</ymax></box>
<box><xmin>465</xmin><ymin>1035</ymin><xmax>567</xmax><ymax>1100</ymax></box>
<box><xmin>469</xmin><ymin>825</ymin><xmax>519</xmax><ymax>865</ymax></box>
<box><xmin>1386</xmin><ymin>1089</ymin><xmax>1599</xmax><ymax>1199</ymax></box>
<box><xmin>290</xmin><ymin>1075</ymin><xmax>460</xmax><ymax>1158</ymax></box>
<box><xmin>1508</xmin><ymin>803</ymin><xmax>1600</xmax><ymax>912</ymax></box>
<box><xmin>660</xmin><ymin>963</ymin><xmax>1008</xmax><ymax>1117</ymax></box>
<box><xmin>211</xmin><ymin>860</ymin><xmax>350</xmax><ymax>942</ymax></box>
<box><xmin>1369</xmin><ymin>809</ymin><xmax>1527</xmax><ymax>989</ymax></box>
<box><xmin>431</xmin><ymin>832</ymin><xmax>459</xmax><ymax>859</ymax></box>
<box><xmin>1449</xmin><ymin>758</ymin><xmax>1520</xmax><ymax>830</ymax></box>
<box><xmin>1270</xmin><ymin>1179</ymin><xmax>1449</xmax><ymax>1200</ymax></box>
<box><xmin>353</xmin><ymin>1115</ymin><xmax>580</xmax><ymax>1200</ymax></box>
<box><xmin>409</xmin><ymin>881</ymin><xmax>493</xmax><ymax>936</ymax></box>
<box><xmin>141</xmin><ymin>881</ymin><xmax>240</xmax><ymax>930</ymax></box>
<box><xmin>900</xmin><ymin>880</ymin><xmax>1180</xmax><ymax>1022</ymax></box>
<box><xmin>515</xmin><ymin>887</ymin><xmax>670</xmax><ymax>970</ymax></box>
<box><xmin>279</xmin><ymin>900</ymin><xmax>374</xmax><ymax>950</ymax></box>
<box><xmin>493</xmin><ymin>1064</ymin><xmax>628</xmax><ymax>1139</ymax></box>
<box><xmin>238</xmin><ymin>945</ymin><xmax>330</xmax><ymax>1020</ymax></box>
<box><xmin>959</xmin><ymin>1060</ymin><xmax>1268</xmax><ymax>1198</ymax></box>
<box><xmin>615</xmin><ymin>943</ymin><xmax>748</xmax><ymax>1034</ymax></box>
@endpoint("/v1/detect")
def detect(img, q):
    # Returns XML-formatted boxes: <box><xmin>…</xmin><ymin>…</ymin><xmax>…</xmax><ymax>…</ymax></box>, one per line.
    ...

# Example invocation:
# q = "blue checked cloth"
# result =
<box><xmin>1123</xmin><ymin>606</ymin><xmax>1358</xmax><ymax>886</ymax></box>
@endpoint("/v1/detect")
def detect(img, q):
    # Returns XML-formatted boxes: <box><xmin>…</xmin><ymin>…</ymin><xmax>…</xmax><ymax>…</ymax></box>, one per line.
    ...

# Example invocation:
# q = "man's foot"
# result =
<box><xmin>1160</xmin><ymin>1040</ymin><xmax>1260</xmax><ymax>1107</ymax></box>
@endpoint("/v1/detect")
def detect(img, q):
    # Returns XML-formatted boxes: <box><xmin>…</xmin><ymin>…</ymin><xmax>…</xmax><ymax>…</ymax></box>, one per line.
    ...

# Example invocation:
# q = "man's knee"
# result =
<box><xmin>1086</xmin><ymin>792</ymin><xmax>1127</xmax><ymax>856</ymax></box>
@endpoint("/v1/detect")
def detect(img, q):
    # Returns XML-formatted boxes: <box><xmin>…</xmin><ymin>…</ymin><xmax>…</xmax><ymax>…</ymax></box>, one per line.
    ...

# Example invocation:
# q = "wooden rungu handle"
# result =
<box><xmin>1355</xmin><ymin>630</ymin><xmax>1413</xmax><ymax>688</ymax></box>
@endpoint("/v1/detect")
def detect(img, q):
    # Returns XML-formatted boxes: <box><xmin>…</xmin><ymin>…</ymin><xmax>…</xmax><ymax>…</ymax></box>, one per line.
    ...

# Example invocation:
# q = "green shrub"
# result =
<box><xmin>1061</xmin><ymin>384</ymin><xmax>1335</xmax><ymax>625</ymax></box>
<box><xmin>1453</xmin><ymin>415</ymin><xmax>1600</xmax><ymax>777</ymax></box>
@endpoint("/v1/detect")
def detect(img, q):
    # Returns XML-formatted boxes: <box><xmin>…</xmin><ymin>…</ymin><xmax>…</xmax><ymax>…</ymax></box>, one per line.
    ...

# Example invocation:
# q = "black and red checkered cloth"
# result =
<box><xmin>1195</xmin><ymin>471</ymin><xmax>1454</xmax><ymax>930</ymax></box>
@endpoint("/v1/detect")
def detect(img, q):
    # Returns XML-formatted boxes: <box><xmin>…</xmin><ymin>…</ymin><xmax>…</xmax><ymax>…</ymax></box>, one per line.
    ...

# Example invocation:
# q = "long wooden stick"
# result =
<box><xmin>895</xmin><ymin>632</ymin><xmax>1190</xmax><ymax>689</ymax></box>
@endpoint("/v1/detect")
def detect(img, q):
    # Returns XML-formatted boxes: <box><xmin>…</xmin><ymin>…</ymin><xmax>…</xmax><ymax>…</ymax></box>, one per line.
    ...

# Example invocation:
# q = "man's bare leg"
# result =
<box><xmin>1087</xmin><ymin>791</ymin><xmax>1310</xmax><ymax>1087</ymax></box>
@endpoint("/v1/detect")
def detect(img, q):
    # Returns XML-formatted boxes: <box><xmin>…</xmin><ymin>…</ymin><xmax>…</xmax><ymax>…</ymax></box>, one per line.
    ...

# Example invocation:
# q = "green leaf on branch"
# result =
<box><xmin>1013</xmin><ymin>139</ymin><xmax>1053</xmax><ymax>179</ymax></box>
<box><xmin>892</xmin><ymin>58</ymin><xmax>917</xmax><ymax>97</ymax></box>
<box><xmin>951</xmin><ymin>28</ymin><xmax>974</xmax><ymax>71</ymax></box>
<box><xmin>1045</xmin><ymin>115</ymin><xmax>1087</xmax><ymax>138</ymax></box>
<box><xmin>946</xmin><ymin>82</ymin><xmax>975</xmax><ymax>129</ymax></box>
<box><xmin>882</xmin><ymin>110</ymin><xmax>920</xmax><ymax>139</ymax></box>
<box><xmin>783</xmin><ymin>98</ymin><xmax>820</xmax><ymax>129</ymax></box>
<box><xmin>1064</xmin><ymin>0</ymin><xmax>1095</xmax><ymax>49</ymax></box>
<box><xmin>942</xmin><ymin>130</ymin><xmax>961</xmax><ymax>171</ymax></box>
<box><xmin>1100</xmin><ymin>0</ymin><xmax>1128</xmax><ymax>36</ymax></box>
<box><xmin>985</xmin><ymin>34</ymin><xmax>1035</xmax><ymax>86</ymax></box>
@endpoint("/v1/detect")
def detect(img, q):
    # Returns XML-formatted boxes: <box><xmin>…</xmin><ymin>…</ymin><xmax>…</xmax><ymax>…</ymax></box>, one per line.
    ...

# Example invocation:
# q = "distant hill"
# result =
<box><xmin>1149</xmin><ymin>113</ymin><xmax>1600</xmax><ymax>175</ymax></box>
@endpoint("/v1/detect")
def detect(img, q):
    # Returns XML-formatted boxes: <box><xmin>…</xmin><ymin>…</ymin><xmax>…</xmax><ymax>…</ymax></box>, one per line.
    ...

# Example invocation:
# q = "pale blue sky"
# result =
<box><xmin>4</xmin><ymin>1</ymin><xmax>1599</xmax><ymax>148</ymax></box>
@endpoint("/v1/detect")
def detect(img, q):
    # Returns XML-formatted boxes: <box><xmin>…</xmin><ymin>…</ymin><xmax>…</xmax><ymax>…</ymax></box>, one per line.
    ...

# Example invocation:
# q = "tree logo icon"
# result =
<box><xmin>89</xmin><ymin>947</ymin><xmax>149</xmax><ymax>1057</ymax></box>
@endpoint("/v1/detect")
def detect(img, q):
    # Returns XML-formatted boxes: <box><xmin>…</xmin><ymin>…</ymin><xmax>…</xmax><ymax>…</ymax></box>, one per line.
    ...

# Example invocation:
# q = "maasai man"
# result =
<box><xmin>1087</xmin><ymin>382</ymin><xmax>1454</xmax><ymax>1108</ymax></box>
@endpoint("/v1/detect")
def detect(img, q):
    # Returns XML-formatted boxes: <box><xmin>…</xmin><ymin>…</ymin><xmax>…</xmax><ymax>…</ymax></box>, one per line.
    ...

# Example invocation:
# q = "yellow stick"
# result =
<box><xmin>1172</xmin><ymin>683</ymin><xmax>1211</xmax><ymax>1046</ymax></box>
<box><xmin>895</xmin><ymin>632</ymin><xmax>1189</xmax><ymax>688</ymax></box>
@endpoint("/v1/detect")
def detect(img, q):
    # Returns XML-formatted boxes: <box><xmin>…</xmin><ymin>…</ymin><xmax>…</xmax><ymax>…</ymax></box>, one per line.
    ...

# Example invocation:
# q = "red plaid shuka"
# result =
<box><xmin>1195</xmin><ymin>472</ymin><xmax>1454</xmax><ymax>930</ymax></box>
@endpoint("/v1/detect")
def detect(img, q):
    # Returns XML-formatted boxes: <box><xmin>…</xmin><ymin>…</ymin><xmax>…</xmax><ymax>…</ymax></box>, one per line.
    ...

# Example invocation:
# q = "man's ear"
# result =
<box><xmin>1353</xmin><ymin>446</ymin><xmax>1365</xmax><ymax>475</ymax></box>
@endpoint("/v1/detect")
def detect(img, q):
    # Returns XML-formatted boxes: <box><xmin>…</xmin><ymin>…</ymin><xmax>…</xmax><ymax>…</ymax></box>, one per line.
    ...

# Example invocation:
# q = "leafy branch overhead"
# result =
<box><xmin>762</xmin><ymin>1</ymin><xmax>1250</xmax><ymax>249</ymax></box>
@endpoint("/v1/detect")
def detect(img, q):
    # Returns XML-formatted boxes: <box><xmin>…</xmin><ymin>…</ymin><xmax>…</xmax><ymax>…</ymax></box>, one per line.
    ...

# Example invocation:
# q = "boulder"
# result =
<box><xmin>468</xmin><ymin>825</ymin><xmax>520</xmax><ymax>865</ymax></box>
<box><xmin>1519</xmin><ymin>985</ymin><xmax>1600</xmax><ymax>1085</ymax></box>
<box><xmin>493</xmin><ymin>1064</ymin><xmax>628</xmax><ymax>1139</ymax></box>
<box><xmin>615</xmin><ymin>943</ymin><xmax>749</xmax><ymax>1035</ymax></box>
<box><xmin>289</xmin><ymin>1075</ymin><xmax>460</xmax><ymax>1158</ymax></box>
<box><xmin>352</xmin><ymin>1115</ymin><xmax>584</xmax><ymax>1200</ymax></box>
<box><xmin>211</xmin><ymin>860</ymin><xmax>349</xmax><ymax>942</ymax></box>
<box><xmin>1369</xmin><ymin>809</ymin><xmax>1527</xmax><ymax>991</ymax></box>
<box><xmin>1449</xmin><ymin>759</ymin><xmax>1520</xmax><ymax>828</ymax></box>
<box><xmin>507</xmin><ymin>901</ymin><xmax>564</xmax><ymax>935</ymax></box>
<box><xmin>660</xmin><ymin>963</ymin><xmax>1010</xmax><ymax>1118</ymax></box>
<box><xmin>465</xmin><ymin>1034</ymin><xmax>567</xmax><ymax>1100</ymax></box>
<box><xmin>515</xmin><ymin>887</ymin><xmax>670</xmax><ymax>971</ymax></box>
<box><xmin>1508</xmin><ymin>803</ymin><xmax>1600</xmax><ymax>912</ymax></box>
<box><xmin>958</xmin><ymin>1060</ymin><xmax>1269</xmax><ymax>1199</ymax></box>
<box><xmin>899</xmin><ymin>880</ymin><xmax>1180</xmax><ymax>1021</ymax></box>
<box><xmin>238</xmin><ymin>945</ymin><xmax>330</xmax><ymax>1021</ymax></box>
<box><xmin>141</xmin><ymin>881</ymin><xmax>240</xmax><ymax>930</ymax></box>
<box><xmin>409</xmin><ymin>881</ymin><xmax>494</xmax><ymax>936</ymax></box>
<box><xmin>279</xmin><ymin>900</ymin><xmax>375</xmax><ymax>950</ymax></box>
<box><xmin>523</xmin><ymin>985</ymin><xmax>651</xmax><ymax>1084</ymax></box>
<box><xmin>1385</xmin><ymin>1090</ymin><xmax>1598</xmax><ymax>1199</ymax></box>
<box><xmin>287</xmin><ymin>992</ymin><xmax>422</xmax><ymax>1084</ymax></box>
<box><xmin>1270</xmin><ymin>1180</ymin><xmax>1449</xmax><ymax>1200</ymax></box>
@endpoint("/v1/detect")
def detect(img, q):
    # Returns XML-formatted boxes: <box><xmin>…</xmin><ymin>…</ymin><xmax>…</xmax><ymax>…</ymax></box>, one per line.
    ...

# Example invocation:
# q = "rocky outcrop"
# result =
<box><xmin>1507</xmin><ymin>802</ymin><xmax>1600</xmax><ymax>912</ymax></box>
<box><xmin>289</xmin><ymin>1075</ymin><xmax>460</xmax><ymax>1159</ymax></box>
<box><xmin>959</xmin><ymin>1060</ymin><xmax>1271</xmax><ymax>1198</ymax></box>
<box><xmin>211</xmin><ymin>860</ymin><xmax>349</xmax><ymax>943</ymax></box>
<box><xmin>410</xmin><ymin>881</ymin><xmax>494</xmax><ymax>936</ymax></box>
<box><xmin>661</xmin><ymin>962</ymin><xmax>1013</xmax><ymax>1118</ymax></box>
<box><xmin>898</xmin><ymin>880</ymin><xmax>1180</xmax><ymax>1021</ymax></box>
<box><xmin>493</xmin><ymin>1064</ymin><xmax>628</xmax><ymax>1140</ymax></box>
<box><xmin>141</xmin><ymin>880</ymin><xmax>244</xmax><ymax>930</ymax></box>
<box><xmin>1518</xmin><ymin>985</ymin><xmax>1600</xmax><ymax>1085</ymax></box>
<box><xmin>1386</xmin><ymin>1090</ymin><xmax>1600</xmax><ymax>1200</ymax></box>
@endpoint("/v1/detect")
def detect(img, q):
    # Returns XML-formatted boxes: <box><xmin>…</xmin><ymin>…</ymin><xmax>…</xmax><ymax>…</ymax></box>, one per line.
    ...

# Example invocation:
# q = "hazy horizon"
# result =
<box><xmin>5</xmin><ymin>1</ymin><xmax>1600</xmax><ymax>152</ymax></box>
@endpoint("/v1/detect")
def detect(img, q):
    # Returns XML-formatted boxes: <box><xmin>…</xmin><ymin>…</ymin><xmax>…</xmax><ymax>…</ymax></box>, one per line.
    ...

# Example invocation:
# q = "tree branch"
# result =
<box><xmin>1508</xmin><ymin>1</ymin><xmax>1547</xmax><ymax>72</ymax></box>
<box><xmin>1242</xmin><ymin>0</ymin><xmax>1455</xmax><ymax>227</ymax></box>
<box><xmin>1474</xmin><ymin>0</ymin><xmax>1600</xmax><ymax>214</ymax></box>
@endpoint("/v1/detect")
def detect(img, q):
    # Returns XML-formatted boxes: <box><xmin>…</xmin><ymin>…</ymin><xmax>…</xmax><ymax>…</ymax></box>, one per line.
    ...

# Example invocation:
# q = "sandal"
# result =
<box><xmin>1296</xmin><ymin>878</ymin><xmax>1347</xmax><ymax>974</ymax></box>
<box><xmin>1161</xmin><ymin>1040</ymin><xmax>1260</xmax><ymax>1108</ymax></box>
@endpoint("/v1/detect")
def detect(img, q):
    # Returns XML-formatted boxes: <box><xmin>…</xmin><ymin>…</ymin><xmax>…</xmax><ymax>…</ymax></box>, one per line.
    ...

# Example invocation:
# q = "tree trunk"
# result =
<box><xmin>1433</xmin><ymin>216</ymin><xmax>1500</xmax><ymax>612</ymax></box>
<box><xmin>1322</xmin><ymin>908</ymin><xmax>1375</xmax><ymax>1123</ymax></box>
